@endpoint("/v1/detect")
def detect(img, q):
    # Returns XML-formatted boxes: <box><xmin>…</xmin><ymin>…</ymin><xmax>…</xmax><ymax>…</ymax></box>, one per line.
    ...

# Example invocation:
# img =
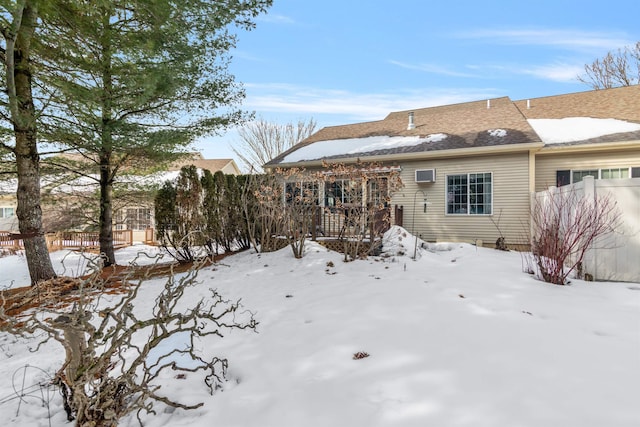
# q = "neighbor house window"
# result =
<box><xmin>324</xmin><ymin>179</ymin><xmax>362</xmax><ymax>207</ymax></box>
<box><xmin>0</xmin><ymin>207</ymin><xmax>15</xmax><ymax>218</ymax></box>
<box><xmin>116</xmin><ymin>208</ymin><xmax>151</xmax><ymax>231</ymax></box>
<box><xmin>572</xmin><ymin>169</ymin><xmax>599</xmax><ymax>183</ymax></box>
<box><xmin>447</xmin><ymin>173</ymin><xmax>492</xmax><ymax>215</ymax></box>
<box><xmin>559</xmin><ymin>167</ymin><xmax>633</xmax><ymax>186</ymax></box>
<box><xmin>600</xmin><ymin>168</ymin><xmax>629</xmax><ymax>179</ymax></box>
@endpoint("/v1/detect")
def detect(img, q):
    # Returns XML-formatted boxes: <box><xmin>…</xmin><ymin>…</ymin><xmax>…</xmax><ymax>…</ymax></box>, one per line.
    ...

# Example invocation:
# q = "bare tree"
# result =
<box><xmin>232</xmin><ymin>117</ymin><xmax>317</xmax><ymax>173</ymax></box>
<box><xmin>527</xmin><ymin>185</ymin><xmax>622</xmax><ymax>285</ymax></box>
<box><xmin>578</xmin><ymin>42</ymin><xmax>640</xmax><ymax>89</ymax></box>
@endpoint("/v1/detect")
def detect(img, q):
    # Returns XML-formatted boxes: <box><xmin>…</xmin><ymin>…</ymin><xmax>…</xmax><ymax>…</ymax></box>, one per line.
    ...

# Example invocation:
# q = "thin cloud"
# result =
<box><xmin>257</xmin><ymin>13</ymin><xmax>296</xmax><ymax>24</ymax></box>
<box><xmin>464</xmin><ymin>61</ymin><xmax>585</xmax><ymax>83</ymax></box>
<box><xmin>388</xmin><ymin>60</ymin><xmax>479</xmax><ymax>78</ymax></box>
<box><xmin>457</xmin><ymin>28</ymin><xmax>633</xmax><ymax>51</ymax></box>
<box><xmin>242</xmin><ymin>83</ymin><xmax>500</xmax><ymax>121</ymax></box>
<box><xmin>521</xmin><ymin>63</ymin><xmax>585</xmax><ymax>82</ymax></box>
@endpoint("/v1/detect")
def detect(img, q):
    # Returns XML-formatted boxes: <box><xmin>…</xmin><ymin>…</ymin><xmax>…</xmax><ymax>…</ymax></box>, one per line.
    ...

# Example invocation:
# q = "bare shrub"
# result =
<box><xmin>1</xmin><ymin>257</ymin><xmax>256</xmax><ymax>426</ymax></box>
<box><xmin>245</xmin><ymin>173</ymin><xmax>287</xmax><ymax>253</ymax></box>
<box><xmin>248</xmin><ymin>161</ymin><xmax>402</xmax><ymax>260</ymax></box>
<box><xmin>323</xmin><ymin>161</ymin><xmax>403</xmax><ymax>261</ymax></box>
<box><xmin>528</xmin><ymin>186</ymin><xmax>622</xmax><ymax>285</ymax></box>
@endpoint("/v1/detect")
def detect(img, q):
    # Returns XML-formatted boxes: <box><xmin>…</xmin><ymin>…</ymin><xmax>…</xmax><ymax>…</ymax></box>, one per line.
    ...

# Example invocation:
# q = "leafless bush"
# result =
<box><xmin>247</xmin><ymin>161</ymin><xmax>402</xmax><ymax>260</ymax></box>
<box><xmin>323</xmin><ymin>161</ymin><xmax>403</xmax><ymax>261</ymax></box>
<box><xmin>0</xmin><ymin>257</ymin><xmax>256</xmax><ymax>426</ymax></box>
<box><xmin>528</xmin><ymin>186</ymin><xmax>622</xmax><ymax>285</ymax></box>
<box><xmin>245</xmin><ymin>173</ymin><xmax>287</xmax><ymax>253</ymax></box>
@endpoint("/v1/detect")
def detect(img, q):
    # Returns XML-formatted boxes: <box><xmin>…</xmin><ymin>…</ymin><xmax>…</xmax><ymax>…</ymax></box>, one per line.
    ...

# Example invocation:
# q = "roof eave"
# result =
<box><xmin>537</xmin><ymin>139</ymin><xmax>640</xmax><ymax>154</ymax></box>
<box><xmin>265</xmin><ymin>142</ymin><xmax>545</xmax><ymax>170</ymax></box>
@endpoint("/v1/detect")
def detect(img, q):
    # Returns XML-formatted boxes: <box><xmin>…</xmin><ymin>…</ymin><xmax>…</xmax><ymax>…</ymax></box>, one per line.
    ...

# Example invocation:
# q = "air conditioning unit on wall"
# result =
<box><xmin>415</xmin><ymin>169</ymin><xmax>436</xmax><ymax>183</ymax></box>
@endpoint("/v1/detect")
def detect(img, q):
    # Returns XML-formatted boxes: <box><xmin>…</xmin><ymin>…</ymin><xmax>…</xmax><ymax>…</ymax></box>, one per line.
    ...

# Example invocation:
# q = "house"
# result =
<box><xmin>0</xmin><ymin>154</ymin><xmax>241</xmax><ymax>244</ymax></box>
<box><xmin>113</xmin><ymin>154</ymin><xmax>241</xmax><ymax>242</ymax></box>
<box><xmin>264</xmin><ymin>85</ymin><xmax>640</xmax><ymax>253</ymax></box>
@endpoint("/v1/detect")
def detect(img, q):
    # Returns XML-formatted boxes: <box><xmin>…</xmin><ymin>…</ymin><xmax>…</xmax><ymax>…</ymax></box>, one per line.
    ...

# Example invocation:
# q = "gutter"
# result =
<box><xmin>536</xmin><ymin>139</ymin><xmax>640</xmax><ymax>154</ymax></box>
<box><xmin>265</xmin><ymin>141</ymin><xmax>545</xmax><ymax>171</ymax></box>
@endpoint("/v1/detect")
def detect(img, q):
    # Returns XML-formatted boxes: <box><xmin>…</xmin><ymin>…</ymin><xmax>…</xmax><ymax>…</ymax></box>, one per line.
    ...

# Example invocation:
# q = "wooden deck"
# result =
<box><xmin>0</xmin><ymin>230</ymin><xmax>133</xmax><ymax>252</ymax></box>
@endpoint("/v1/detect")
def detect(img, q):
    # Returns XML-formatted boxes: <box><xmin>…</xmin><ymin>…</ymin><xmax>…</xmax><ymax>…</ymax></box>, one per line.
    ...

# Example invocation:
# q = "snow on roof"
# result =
<box><xmin>282</xmin><ymin>134</ymin><xmax>447</xmax><ymax>163</ymax></box>
<box><xmin>528</xmin><ymin>117</ymin><xmax>640</xmax><ymax>144</ymax></box>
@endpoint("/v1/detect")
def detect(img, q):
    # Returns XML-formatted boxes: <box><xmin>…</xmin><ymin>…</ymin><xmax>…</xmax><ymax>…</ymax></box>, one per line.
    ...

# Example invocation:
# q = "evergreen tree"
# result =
<box><xmin>154</xmin><ymin>180</ymin><xmax>177</xmax><ymax>245</ymax></box>
<box><xmin>35</xmin><ymin>0</ymin><xmax>272</xmax><ymax>265</ymax></box>
<box><xmin>155</xmin><ymin>166</ymin><xmax>206</xmax><ymax>262</ymax></box>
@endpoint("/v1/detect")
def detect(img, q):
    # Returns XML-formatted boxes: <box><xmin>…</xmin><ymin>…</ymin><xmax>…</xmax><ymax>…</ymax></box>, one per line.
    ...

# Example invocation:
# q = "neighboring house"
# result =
<box><xmin>169</xmin><ymin>154</ymin><xmax>242</xmax><ymax>176</ymax></box>
<box><xmin>264</xmin><ymin>85</ymin><xmax>640</xmax><ymax>254</ymax></box>
<box><xmin>0</xmin><ymin>193</ymin><xmax>17</xmax><ymax>232</ymax></box>
<box><xmin>0</xmin><ymin>153</ymin><xmax>241</xmax><ymax>243</ymax></box>
<box><xmin>113</xmin><ymin>154</ymin><xmax>241</xmax><ymax>242</ymax></box>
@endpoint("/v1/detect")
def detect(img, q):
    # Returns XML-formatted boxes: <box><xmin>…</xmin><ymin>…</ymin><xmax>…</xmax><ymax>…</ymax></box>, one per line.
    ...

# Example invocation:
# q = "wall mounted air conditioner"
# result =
<box><xmin>415</xmin><ymin>169</ymin><xmax>436</xmax><ymax>183</ymax></box>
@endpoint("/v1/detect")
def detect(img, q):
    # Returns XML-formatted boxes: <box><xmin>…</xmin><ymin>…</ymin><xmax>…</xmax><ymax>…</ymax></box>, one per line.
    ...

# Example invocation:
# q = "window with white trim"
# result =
<box><xmin>564</xmin><ymin>167</ymin><xmax>632</xmax><ymax>185</ymax></box>
<box><xmin>368</xmin><ymin>178</ymin><xmax>389</xmax><ymax>207</ymax></box>
<box><xmin>600</xmin><ymin>168</ymin><xmax>629</xmax><ymax>179</ymax></box>
<box><xmin>0</xmin><ymin>207</ymin><xmax>15</xmax><ymax>218</ymax></box>
<box><xmin>285</xmin><ymin>181</ymin><xmax>320</xmax><ymax>205</ymax></box>
<box><xmin>572</xmin><ymin>169</ymin><xmax>598</xmax><ymax>183</ymax></box>
<box><xmin>447</xmin><ymin>173</ymin><xmax>492</xmax><ymax>215</ymax></box>
<box><xmin>116</xmin><ymin>208</ymin><xmax>151</xmax><ymax>231</ymax></box>
<box><xmin>324</xmin><ymin>179</ymin><xmax>362</xmax><ymax>207</ymax></box>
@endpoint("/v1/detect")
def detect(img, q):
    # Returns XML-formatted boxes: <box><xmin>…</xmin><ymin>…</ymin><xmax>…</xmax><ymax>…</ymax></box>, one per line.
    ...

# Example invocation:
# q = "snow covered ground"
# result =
<box><xmin>0</xmin><ymin>227</ymin><xmax>638</xmax><ymax>426</ymax></box>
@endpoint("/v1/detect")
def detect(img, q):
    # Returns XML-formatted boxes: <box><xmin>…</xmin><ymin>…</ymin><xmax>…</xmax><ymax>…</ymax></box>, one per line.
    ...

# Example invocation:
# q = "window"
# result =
<box><xmin>285</xmin><ymin>181</ymin><xmax>319</xmax><ymax>205</ymax></box>
<box><xmin>116</xmin><ymin>208</ymin><xmax>151</xmax><ymax>231</ymax></box>
<box><xmin>0</xmin><ymin>207</ymin><xmax>15</xmax><ymax>218</ymax></box>
<box><xmin>324</xmin><ymin>179</ymin><xmax>362</xmax><ymax>207</ymax></box>
<box><xmin>368</xmin><ymin>178</ymin><xmax>389</xmax><ymax>206</ymax></box>
<box><xmin>559</xmin><ymin>167</ymin><xmax>633</xmax><ymax>186</ymax></box>
<box><xmin>601</xmin><ymin>168</ymin><xmax>629</xmax><ymax>179</ymax></box>
<box><xmin>447</xmin><ymin>173</ymin><xmax>492</xmax><ymax>215</ymax></box>
<box><xmin>572</xmin><ymin>169</ymin><xmax>598</xmax><ymax>183</ymax></box>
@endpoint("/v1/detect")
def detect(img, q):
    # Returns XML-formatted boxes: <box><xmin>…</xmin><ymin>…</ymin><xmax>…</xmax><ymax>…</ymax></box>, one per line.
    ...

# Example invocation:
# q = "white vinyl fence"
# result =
<box><xmin>535</xmin><ymin>176</ymin><xmax>640</xmax><ymax>283</ymax></box>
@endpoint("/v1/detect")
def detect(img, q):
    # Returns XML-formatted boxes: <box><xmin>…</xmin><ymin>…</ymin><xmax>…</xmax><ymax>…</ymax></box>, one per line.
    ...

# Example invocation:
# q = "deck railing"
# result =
<box><xmin>310</xmin><ymin>205</ymin><xmax>392</xmax><ymax>240</ymax></box>
<box><xmin>0</xmin><ymin>230</ymin><xmax>133</xmax><ymax>252</ymax></box>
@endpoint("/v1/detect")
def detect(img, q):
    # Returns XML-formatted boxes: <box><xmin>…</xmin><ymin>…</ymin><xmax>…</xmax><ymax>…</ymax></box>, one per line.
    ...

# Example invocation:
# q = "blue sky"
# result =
<box><xmin>195</xmin><ymin>0</ymin><xmax>640</xmax><ymax>161</ymax></box>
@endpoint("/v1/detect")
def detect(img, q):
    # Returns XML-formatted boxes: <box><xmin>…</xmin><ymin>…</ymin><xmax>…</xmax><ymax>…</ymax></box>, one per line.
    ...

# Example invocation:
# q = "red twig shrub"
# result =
<box><xmin>529</xmin><ymin>185</ymin><xmax>622</xmax><ymax>285</ymax></box>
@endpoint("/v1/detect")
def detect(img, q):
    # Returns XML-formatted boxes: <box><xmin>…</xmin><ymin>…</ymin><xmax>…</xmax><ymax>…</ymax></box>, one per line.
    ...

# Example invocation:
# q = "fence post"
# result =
<box><xmin>394</xmin><ymin>205</ymin><xmax>403</xmax><ymax>227</ymax></box>
<box><xmin>583</xmin><ymin>175</ymin><xmax>595</xmax><ymax>201</ymax></box>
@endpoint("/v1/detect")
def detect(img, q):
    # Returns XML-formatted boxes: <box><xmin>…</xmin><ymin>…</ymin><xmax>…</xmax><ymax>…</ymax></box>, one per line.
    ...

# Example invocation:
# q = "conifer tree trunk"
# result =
<box><xmin>99</xmin><ymin>150</ymin><xmax>115</xmax><ymax>266</ymax></box>
<box><xmin>98</xmin><ymin>10</ymin><xmax>116</xmax><ymax>266</ymax></box>
<box><xmin>8</xmin><ymin>1</ymin><xmax>56</xmax><ymax>284</ymax></box>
